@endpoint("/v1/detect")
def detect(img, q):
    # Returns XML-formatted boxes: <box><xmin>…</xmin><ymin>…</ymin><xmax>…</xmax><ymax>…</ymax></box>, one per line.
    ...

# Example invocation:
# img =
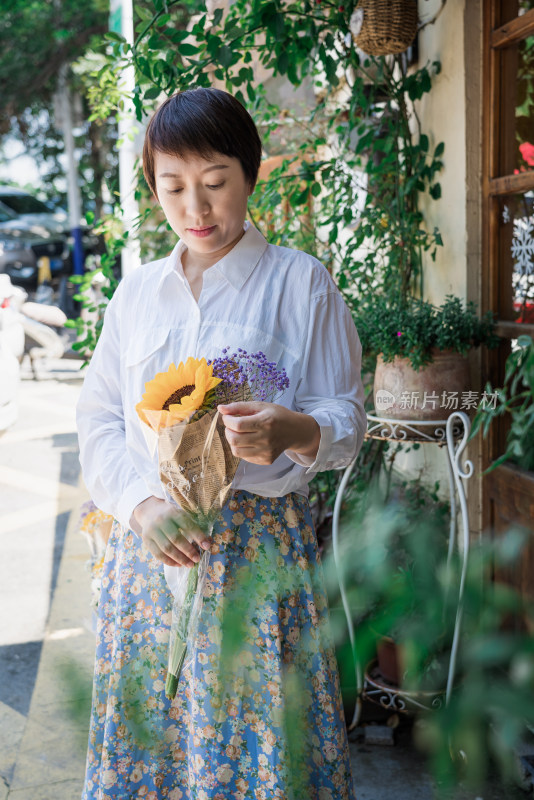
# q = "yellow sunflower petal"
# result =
<box><xmin>180</xmin><ymin>393</ymin><xmax>203</xmax><ymax>412</ymax></box>
<box><xmin>138</xmin><ymin>406</ymin><xmax>175</xmax><ymax>432</ymax></box>
<box><xmin>135</xmin><ymin>400</ymin><xmax>151</xmax><ymax>427</ymax></box>
<box><xmin>140</xmin><ymin>369</ymin><xmax>177</xmax><ymax>404</ymax></box>
<box><xmin>184</xmin><ymin>356</ymin><xmax>201</xmax><ymax>384</ymax></box>
<box><xmin>168</xmin><ymin>403</ymin><xmax>195</xmax><ymax>422</ymax></box>
<box><xmin>136</xmin><ymin>357</ymin><xmax>222</xmax><ymax>429</ymax></box>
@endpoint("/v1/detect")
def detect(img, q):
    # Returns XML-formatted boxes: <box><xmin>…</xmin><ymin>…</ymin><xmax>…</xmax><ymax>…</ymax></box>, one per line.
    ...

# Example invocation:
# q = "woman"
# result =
<box><xmin>77</xmin><ymin>87</ymin><xmax>365</xmax><ymax>800</ymax></box>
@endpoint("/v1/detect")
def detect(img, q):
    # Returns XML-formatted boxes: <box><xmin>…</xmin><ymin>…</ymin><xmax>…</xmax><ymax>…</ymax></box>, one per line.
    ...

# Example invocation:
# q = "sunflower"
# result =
<box><xmin>136</xmin><ymin>357</ymin><xmax>222</xmax><ymax>430</ymax></box>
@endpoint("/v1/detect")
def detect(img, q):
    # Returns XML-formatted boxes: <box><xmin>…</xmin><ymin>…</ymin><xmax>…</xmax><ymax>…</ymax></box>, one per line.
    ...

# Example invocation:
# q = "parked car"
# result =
<box><xmin>0</xmin><ymin>204</ymin><xmax>69</xmax><ymax>290</ymax></box>
<box><xmin>0</xmin><ymin>186</ymin><xmax>100</xmax><ymax>260</ymax></box>
<box><xmin>0</xmin><ymin>187</ymin><xmax>67</xmax><ymax>235</ymax></box>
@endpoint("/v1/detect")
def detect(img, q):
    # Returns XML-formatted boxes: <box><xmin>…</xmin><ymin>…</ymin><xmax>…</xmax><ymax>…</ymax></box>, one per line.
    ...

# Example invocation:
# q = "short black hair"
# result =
<box><xmin>143</xmin><ymin>88</ymin><xmax>262</xmax><ymax>197</ymax></box>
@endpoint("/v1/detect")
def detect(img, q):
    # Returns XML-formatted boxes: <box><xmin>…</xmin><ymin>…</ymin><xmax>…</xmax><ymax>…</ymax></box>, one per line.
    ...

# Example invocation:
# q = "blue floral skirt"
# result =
<box><xmin>82</xmin><ymin>490</ymin><xmax>356</xmax><ymax>800</ymax></box>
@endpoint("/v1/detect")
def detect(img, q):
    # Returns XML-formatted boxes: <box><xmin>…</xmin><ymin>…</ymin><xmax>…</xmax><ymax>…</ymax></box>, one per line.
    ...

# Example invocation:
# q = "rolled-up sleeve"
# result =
<box><xmin>76</xmin><ymin>290</ymin><xmax>152</xmax><ymax>530</ymax></box>
<box><xmin>284</xmin><ymin>290</ymin><xmax>366</xmax><ymax>472</ymax></box>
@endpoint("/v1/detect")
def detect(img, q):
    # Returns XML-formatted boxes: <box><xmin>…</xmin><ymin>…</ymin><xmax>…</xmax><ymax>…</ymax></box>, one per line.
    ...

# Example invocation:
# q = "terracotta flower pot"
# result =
<box><xmin>373</xmin><ymin>349</ymin><xmax>470</xmax><ymax>421</ymax></box>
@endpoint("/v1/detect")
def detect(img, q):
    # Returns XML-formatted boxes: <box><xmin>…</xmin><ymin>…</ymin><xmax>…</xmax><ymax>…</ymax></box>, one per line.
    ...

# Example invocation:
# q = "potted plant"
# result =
<box><xmin>355</xmin><ymin>294</ymin><xmax>500</xmax><ymax>420</ymax></box>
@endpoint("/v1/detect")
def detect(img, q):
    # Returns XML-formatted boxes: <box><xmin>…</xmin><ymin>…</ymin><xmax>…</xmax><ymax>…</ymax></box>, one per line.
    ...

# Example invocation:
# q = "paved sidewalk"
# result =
<box><xmin>0</xmin><ymin>356</ymin><xmax>93</xmax><ymax>800</ymax></box>
<box><xmin>4</xmin><ymin>481</ymin><xmax>93</xmax><ymax>799</ymax></box>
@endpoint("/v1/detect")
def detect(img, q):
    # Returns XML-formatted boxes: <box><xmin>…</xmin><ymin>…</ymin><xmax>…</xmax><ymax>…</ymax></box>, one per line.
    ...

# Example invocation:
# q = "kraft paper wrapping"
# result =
<box><xmin>156</xmin><ymin>409</ymin><xmax>241</xmax><ymax>517</ymax></box>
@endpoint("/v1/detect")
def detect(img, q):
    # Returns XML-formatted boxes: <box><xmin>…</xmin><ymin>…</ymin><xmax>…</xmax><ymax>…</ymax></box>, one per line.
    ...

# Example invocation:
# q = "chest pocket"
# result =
<box><xmin>125</xmin><ymin>326</ymin><xmax>173</xmax><ymax>365</ymax></box>
<box><xmin>202</xmin><ymin>322</ymin><xmax>300</xmax><ymax>405</ymax></box>
<box><xmin>201</xmin><ymin>325</ymin><xmax>288</xmax><ymax>368</ymax></box>
<box><xmin>124</xmin><ymin>326</ymin><xmax>174</xmax><ymax>400</ymax></box>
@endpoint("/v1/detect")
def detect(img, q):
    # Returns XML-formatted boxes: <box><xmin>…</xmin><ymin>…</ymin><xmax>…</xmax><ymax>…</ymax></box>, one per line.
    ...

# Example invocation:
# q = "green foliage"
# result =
<box><xmin>64</xmin><ymin>210</ymin><xmax>123</xmax><ymax>366</ymax></box>
<box><xmin>329</xmin><ymin>478</ymin><xmax>451</xmax><ymax>675</ymax></box>
<box><xmin>471</xmin><ymin>335</ymin><xmax>534</xmax><ymax>472</ymax></box>
<box><xmin>0</xmin><ymin>0</ymin><xmax>108</xmax><ymax>128</ymax></box>
<box><xmin>83</xmin><ymin>0</ymin><xmax>445</xmax><ymax>314</ymax></box>
<box><xmin>0</xmin><ymin>1</ymin><xmax>117</xmax><ymax>219</ymax></box>
<box><xmin>355</xmin><ymin>294</ymin><xmax>500</xmax><ymax>370</ymax></box>
<box><xmin>323</xmin><ymin>481</ymin><xmax>534</xmax><ymax>790</ymax></box>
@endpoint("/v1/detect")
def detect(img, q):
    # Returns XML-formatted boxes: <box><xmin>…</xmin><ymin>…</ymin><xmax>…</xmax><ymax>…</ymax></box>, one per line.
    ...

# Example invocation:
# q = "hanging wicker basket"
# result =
<box><xmin>352</xmin><ymin>0</ymin><xmax>419</xmax><ymax>57</ymax></box>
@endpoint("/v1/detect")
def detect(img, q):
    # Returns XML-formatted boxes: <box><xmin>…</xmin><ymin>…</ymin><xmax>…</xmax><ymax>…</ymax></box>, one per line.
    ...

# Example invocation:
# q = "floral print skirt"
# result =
<box><xmin>82</xmin><ymin>490</ymin><xmax>356</xmax><ymax>800</ymax></box>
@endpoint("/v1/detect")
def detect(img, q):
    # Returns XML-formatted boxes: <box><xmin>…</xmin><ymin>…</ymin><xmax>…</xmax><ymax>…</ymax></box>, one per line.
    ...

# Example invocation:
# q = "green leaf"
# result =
<box><xmin>277</xmin><ymin>50</ymin><xmax>289</xmax><ymax>74</ymax></box>
<box><xmin>206</xmin><ymin>34</ymin><xmax>221</xmax><ymax>56</ymax></box>
<box><xmin>324</xmin><ymin>55</ymin><xmax>338</xmax><ymax>87</ymax></box>
<box><xmin>179</xmin><ymin>43</ymin><xmax>200</xmax><ymax>56</ymax></box>
<box><xmin>217</xmin><ymin>44</ymin><xmax>234</xmax><ymax>68</ymax></box>
<box><xmin>144</xmin><ymin>86</ymin><xmax>161</xmax><ymax>100</ymax></box>
<box><xmin>267</xmin><ymin>12</ymin><xmax>284</xmax><ymax>38</ymax></box>
<box><xmin>168</xmin><ymin>29</ymin><xmax>190</xmax><ymax>43</ymax></box>
<box><xmin>224</xmin><ymin>25</ymin><xmax>244</xmax><ymax>40</ymax></box>
<box><xmin>135</xmin><ymin>5</ymin><xmax>152</xmax><ymax>21</ymax></box>
<box><xmin>434</xmin><ymin>141</ymin><xmax>445</xmax><ymax>158</ymax></box>
<box><xmin>105</xmin><ymin>31</ymin><xmax>124</xmax><ymax>43</ymax></box>
<box><xmin>212</xmin><ymin>7</ymin><xmax>223</xmax><ymax>26</ymax></box>
<box><xmin>148</xmin><ymin>33</ymin><xmax>164</xmax><ymax>51</ymax></box>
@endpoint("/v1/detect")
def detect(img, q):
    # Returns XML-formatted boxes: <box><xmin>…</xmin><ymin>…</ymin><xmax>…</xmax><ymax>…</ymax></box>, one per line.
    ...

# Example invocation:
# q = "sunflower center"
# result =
<box><xmin>163</xmin><ymin>385</ymin><xmax>196</xmax><ymax>410</ymax></box>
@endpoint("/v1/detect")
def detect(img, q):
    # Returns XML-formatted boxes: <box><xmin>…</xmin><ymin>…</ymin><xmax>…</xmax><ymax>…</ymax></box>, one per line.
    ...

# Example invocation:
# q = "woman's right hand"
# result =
<box><xmin>130</xmin><ymin>496</ymin><xmax>211</xmax><ymax>567</ymax></box>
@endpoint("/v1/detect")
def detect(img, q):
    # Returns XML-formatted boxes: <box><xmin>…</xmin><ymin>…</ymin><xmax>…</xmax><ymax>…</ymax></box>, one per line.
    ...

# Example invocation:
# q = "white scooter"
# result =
<box><xmin>0</xmin><ymin>275</ymin><xmax>68</xmax><ymax>401</ymax></box>
<box><xmin>0</xmin><ymin>275</ymin><xmax>24</xmax><ymax>434</ymax></box>
<box><xmin>20</xmin><ymin>296</ymin><xmax>68</xmax><ymax>379</ymax></box>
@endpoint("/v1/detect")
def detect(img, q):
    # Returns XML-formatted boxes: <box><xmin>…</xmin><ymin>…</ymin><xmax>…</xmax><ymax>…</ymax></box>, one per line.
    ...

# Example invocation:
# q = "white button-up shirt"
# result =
<box><xmin>76</xmin><ymin>222</ymin><xmax>366</xmax><ymax>531</ymax></box>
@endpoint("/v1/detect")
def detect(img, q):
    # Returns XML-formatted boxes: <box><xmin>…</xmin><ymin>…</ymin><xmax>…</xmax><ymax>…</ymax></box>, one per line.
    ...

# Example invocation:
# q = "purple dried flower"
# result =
<box><xmin>208</xmin><ymin>347</ymin><xmax>289</xmax><ymax>405</ymax></box>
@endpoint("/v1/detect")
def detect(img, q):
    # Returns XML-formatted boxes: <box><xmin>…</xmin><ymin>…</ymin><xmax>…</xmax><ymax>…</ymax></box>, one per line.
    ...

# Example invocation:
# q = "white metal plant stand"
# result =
<box><xmin>332</xmin><ymin>411</ymin><xmax>473</xmax><ymax>730</ymax></box>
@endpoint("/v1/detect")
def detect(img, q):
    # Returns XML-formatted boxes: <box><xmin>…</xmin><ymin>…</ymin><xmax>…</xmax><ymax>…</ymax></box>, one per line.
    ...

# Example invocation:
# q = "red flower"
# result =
<box><xmin>519</xmin><ymin>141</ymin><xmax>534</xmax><ymax>167</ymax></box>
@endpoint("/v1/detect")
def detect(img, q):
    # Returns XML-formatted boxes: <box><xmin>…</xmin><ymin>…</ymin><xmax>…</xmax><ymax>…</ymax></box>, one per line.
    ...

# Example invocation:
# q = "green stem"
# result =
<box><xmin>165</xmin><ymin>637</ymin><xmax>187</xmax><ymax>699</ymax></box>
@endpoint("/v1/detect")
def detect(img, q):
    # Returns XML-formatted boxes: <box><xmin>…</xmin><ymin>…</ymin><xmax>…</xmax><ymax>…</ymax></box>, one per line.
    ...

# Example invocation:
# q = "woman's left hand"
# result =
<box><xmin>218</xmin><ymin>401</ymin><xmax>320</xmax><ymax>465</ymax></box>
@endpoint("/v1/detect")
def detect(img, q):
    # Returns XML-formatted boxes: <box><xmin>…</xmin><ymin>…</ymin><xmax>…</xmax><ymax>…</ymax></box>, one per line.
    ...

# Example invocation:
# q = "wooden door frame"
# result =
<box><xmin>465</xmin><ymin>0</ymin><xmax>486</xmax><ymax>538</ymax></box>
<box><xmin>463</xmin><ymin>0</ymin><xmax>534</xmax><ymax>535</ymax></box>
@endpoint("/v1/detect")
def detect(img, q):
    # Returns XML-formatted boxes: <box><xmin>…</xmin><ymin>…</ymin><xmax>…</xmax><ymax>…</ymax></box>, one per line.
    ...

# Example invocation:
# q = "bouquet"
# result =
<box><xmin>136</xmin><ymin>348</ymin><xmax>289</xmax><ymax>698</ymax></box>
<box><xmin>78</xmin><ymin>500</ymin><xmax>114</xmax><ymax>618</ymax></box>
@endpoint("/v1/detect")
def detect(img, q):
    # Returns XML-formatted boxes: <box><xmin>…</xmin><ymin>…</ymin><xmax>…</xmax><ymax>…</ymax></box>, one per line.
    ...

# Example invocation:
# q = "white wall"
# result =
<box><xmin>394</xmin><ymin>0</ymin><xmax>469</xmax><ymax>494</ymax></box>
<box><xmin>417</xmin><ymin>0</ymin><xmax>467</xmax><ymax>304</ymax></box>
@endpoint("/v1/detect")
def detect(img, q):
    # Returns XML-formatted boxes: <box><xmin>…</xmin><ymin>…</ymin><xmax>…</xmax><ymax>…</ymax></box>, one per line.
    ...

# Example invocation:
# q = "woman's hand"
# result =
<box><xmin>218</xmin><ymin>402</ymin><xmax>320</xmax><ymax>465</ymax></box>
<box><xmin>130</xmin><ymin>497</ymin><xmax>211</xmax><ymax>567</ymax></box>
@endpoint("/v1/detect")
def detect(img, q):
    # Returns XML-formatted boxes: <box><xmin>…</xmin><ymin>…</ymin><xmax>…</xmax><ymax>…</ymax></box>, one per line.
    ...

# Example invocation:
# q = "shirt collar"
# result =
<box><xmin>156</xmin><ymin>221</ymin><xmax>268</xmax><ymax>294</ymax></box>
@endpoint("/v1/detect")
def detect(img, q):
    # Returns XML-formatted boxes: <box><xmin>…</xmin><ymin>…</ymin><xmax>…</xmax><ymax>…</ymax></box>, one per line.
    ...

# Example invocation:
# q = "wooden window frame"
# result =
<box><xmin>483</xmin><ymin>3</ymin><xmax>534</xmax><ymax>339</ymax></box>
<box><xmin>482</xmin><ymin>2</ymin><xmax>534</xmax><ymax>456</ymax></box>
